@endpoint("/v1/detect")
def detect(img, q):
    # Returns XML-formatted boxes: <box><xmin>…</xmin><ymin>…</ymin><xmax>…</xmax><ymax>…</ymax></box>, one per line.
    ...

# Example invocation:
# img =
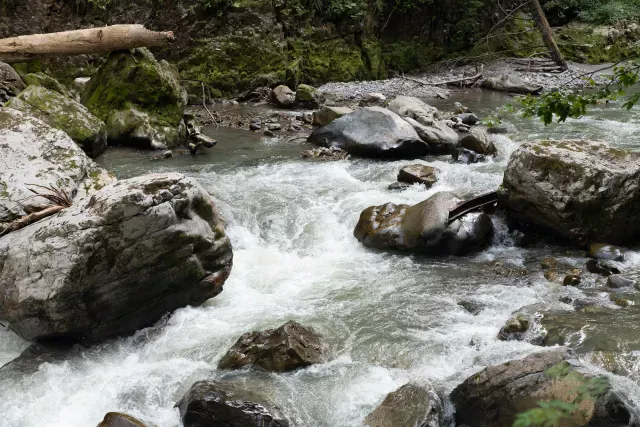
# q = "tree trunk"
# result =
<box><xmin>529</xmin><ymin>0</ymin><xmax>568</xmax><ymax>71</ymax></box>
<box><xmin>0</xmin><ymin>25</ymin><xmax>174</xmax><ymax>63</ymax></box>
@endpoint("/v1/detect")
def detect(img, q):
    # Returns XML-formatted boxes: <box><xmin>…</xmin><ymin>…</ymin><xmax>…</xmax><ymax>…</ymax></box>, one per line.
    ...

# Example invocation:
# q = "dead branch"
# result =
<box><xmin>402</xmin><ymin>64</ymin><xmax>484</xmax><ymax>87</ymax></box>
<box><xmin>0</xmin><ymin>205</ymin><xmax>65</xmax><ymax>236</ymax></box>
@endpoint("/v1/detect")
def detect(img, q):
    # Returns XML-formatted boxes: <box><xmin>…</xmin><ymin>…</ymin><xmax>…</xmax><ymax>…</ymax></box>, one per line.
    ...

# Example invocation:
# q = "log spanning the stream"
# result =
<box><xmin>448</xmin><ymin>191</ymin><xmax>499</xmax><ymax>224</ymax></box>
<box><xmin>0</xmin><ymin>25</ymin><xmax>175</xmax><ymax>63</ymax></box>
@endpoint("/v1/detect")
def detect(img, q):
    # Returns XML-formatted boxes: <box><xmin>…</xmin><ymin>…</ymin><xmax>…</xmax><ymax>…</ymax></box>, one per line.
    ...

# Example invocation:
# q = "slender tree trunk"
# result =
<box><xmin>0</xmin><ymin>25</ymin><xmax>174</xmax><ymax>63</ymax></box>
<box><xmin>529</xmin><ymin>0</ymin><xmax>568</xmax><ymax>70</ymax></box>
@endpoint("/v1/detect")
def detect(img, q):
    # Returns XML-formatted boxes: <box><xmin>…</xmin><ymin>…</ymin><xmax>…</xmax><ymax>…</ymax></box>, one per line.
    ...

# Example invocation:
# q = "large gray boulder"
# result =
<box><xmin>0</xmin><ymin>173</ymin><xmax>233</xmax><ymax>341</ymax></box>
<box><xmin>354</xmin><ymin>191</ymin><xmax>493</xmax><ymax>255</ymax></box>
<box><xmin>500</xmin><ymin>139</ymin><xmax>640</xmax><ymax>245</ymax></box>
<box><xmin>364</xmin><ymin>383</ymin><xmax>442</xmax><ymax>427</ymax></box>
<box><xmin>82</xmin><ymin>48</ymin><xmax>187</xmax><ymax>150</ymax></box>
<box><xmin>403</xmin><ymin>117</ymin><xmax>459</xmax><ymax>155</ymax></box>
<box><xmin>460</xmin><ymin>127</ymin><xmax>496</xmax><ymax>156</ymax></box>
<box><xmin>482</xmin><ymin>73</ymin><xmax>543</xmax><ymax>95</ymax></box>
<box><xmin>0</xmin><ymin>62</ymin><xmax>25</xmax><ymax>102</ymax></box>
<box><xmin>308</xmin><ymin>107</ymin><xmax>429</xmax><ymax>158</ymax></box>
<box><xmin>218</xmin><ymin>320</ymin><xmax>327</xmax><ymax>372</ymax></box>
<box><xmin>0</xmin><ymin>108</ymin><xmax>113</xmax><ymax>227</ymax></box>
<box><xmin>176</xmin><ymin>380</ymin><xmax>289</xmax><ymax>427</ymax></box>
<box><xmin>6</xmin><ymin>86</ymin><xmax>108</xmax><ymax>158</ymax></box>
<box><xmin>387</xmin><ymin>95</ymin><xmax>439</xmax><ymax>124</ymax></box>
<box><xmin>451</xmin><ymin>348</ymin><xmax>635</xmax><ymax>427</ymax></box>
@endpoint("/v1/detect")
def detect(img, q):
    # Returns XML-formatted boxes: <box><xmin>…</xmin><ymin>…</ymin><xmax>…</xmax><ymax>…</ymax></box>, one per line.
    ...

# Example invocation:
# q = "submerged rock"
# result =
<box><xmin>22</xmin><ymin>72</ymin><xmax>74</xmax><ymax>99</ymax></box>
<box><xmin>451</xmin><ymin>348</ymin><xmax>634</xmax><ymax>427</ymax></box>
<box><xmin>97</xmin><ymin>412</ymin><xmax>149</xmax><ymax>427</ymax></box>
<box><xmin>589</xmin><ymin>243</ymin><xmax>625</xmax><ymax>262</ymax></box>
<box><xmin>0</xmin><ymin>173</ymin><xmax>233</xmax><ymax>341</ymax></box>
<box><xmin>497</xmin><ymin>313</ymin><xmax>530</xmax><ymax>340</ymax></box>
<box><xmin>218</xmin><ymin>320</ymin><xmax>327</xmax><ymax>372</ymax></box>
<box><xmin>459</xmin><ymin>128</ymin><xmax>496</xmax><ymax>156</ymax></box>
<box><xmin>176</xmin><ymin>380</ymin><xmax>289</xmax><ymax>427</ymax></box>
<box><xmin>82</xmin><ymin>48</ymin><xmax>187</xmax><ymax>150</ymax></box>
<box><xmin>482</xmin><ymin>73</ymin><xmax>543</xmax><ymax>95</ymax></box>
<box><xmin>458</xmin><ymin>300</ymin><xmax>485</xmax><ymax>315</ymax></box>
<box><xmin>586</xmin><ymin>259</ymin><xmax>620</xmax><ymax>276</ymax></box>
<box><xmin>300</xmin><ymin>146</ymin><xmax>349</xmax><ymax>161</ymax></box>
<box><xmin>312</xmin><ymin>106</ymin><xmax>353</xmax><ymax>127</ymax></box>
<box><xmin>353</xmin><ymin>191</ymin><xmax>493</xmax><ymax>255</ymax></box>
<box><xmin>452</xmin><ymin>147</ymin><xmax>486</xmax><ymax>164</ymax></box>
<box><xmin>388</xmin><ymin>181</ymin><xmax>412</xmax><ymax>191</ymax></box>
<box><xmin>308</xmin><ymin>107</ymin><xmax>428</xmax><ymax>158</ymax></box>
<box><xmin>607</xmin><ymin>275</ymin><xmax>636</xmax><ymax>288</ymax></box>
<box><xmin>272</xmin><ymin>85</ymin><xmax>295</xmax><ymax>108</ymax></box>
<box><xmin>363</xmin><ymin>383</ymin><xmax>442</xmax><ymax>427</ymax></box>
<box><xmin>6</xmin><ymin>85</ymin><xmax>108</xmax><ymax>158</ymax></box>
<box><xmin>397</xmin><ymin>164</ymin><xmax>439</xmax><ymax>187</ymax></box>
<box><xmin>500</xmin><ymin>139</ymin><xmax>640</xmax><ymax>245</ymax></box>
<box><xmin>0</xmin><ymin>108</ymin><xmax>113</xmax><ymax>226</ymax></box>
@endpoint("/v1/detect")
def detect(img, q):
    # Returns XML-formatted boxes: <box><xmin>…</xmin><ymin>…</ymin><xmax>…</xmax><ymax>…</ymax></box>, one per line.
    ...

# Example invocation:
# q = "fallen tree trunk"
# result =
<box><xmin>529</xmin><ymin>0</ymin><xmax>568</xmax><ymax>71</ymax></box>
<box><xmin>0</xmin><ymin>24</ymin><xmax>174</xmax><ymax>63</ymax></box>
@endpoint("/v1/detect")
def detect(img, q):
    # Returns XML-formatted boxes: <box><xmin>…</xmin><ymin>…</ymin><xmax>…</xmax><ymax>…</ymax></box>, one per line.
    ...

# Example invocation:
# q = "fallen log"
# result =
<box><xmin>0</xmin><ymin>205</ymin><xmax>65</xmax><ymax>236</ymax></box>
<box><xmin>0</xmin><ymin>24</ymin><xmax>174</xmax><ymax>63</ymax></box>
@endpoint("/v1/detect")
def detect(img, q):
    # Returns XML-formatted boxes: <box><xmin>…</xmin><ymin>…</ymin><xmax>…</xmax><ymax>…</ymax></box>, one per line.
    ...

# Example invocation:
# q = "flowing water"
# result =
<box><xmin>1</xmin><ymin>90</ymin><xmax>640</xmax><ymax>426</ymax></box>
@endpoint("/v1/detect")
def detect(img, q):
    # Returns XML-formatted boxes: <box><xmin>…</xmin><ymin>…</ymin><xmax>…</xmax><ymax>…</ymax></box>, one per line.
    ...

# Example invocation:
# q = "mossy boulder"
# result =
<box><xmin>295</xmin><ymin>84</ymin><xmax>316</xmax><ymax>102</ymax></box>
<box><xmin>6</xmin><ymin>86</ymin><xmax>107</xmax><ymax>158</ymax></box>
<box><xmin>82</xmin><ymin>48</ymin><xmax>187</xmax><ymax>150</ymax></box>
<box><xmin>22</xmin><ymin>72</ymin><xmax>74</xmax><ymax>99</ymax></box>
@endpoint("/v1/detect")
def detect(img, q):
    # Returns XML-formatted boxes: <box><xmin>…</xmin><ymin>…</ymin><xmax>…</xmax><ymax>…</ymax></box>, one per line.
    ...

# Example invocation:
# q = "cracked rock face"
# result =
<box><xmin>0</xmin><ymin>173</ymin><xmax>233</xmax><ymax>341</ymax></box>
<box><xmin>500</xmin><ymin>139</ymin><xmax>640</xmax><ymax>245</ymax></box>
<box><xmin>0</xmin><ymin>108</ymin><xmax>114</xmax><ymax>225</ymax></box>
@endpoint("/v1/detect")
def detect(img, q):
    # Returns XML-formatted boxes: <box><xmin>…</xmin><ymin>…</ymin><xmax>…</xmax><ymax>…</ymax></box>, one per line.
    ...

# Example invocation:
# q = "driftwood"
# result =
<box><xmin>0</xmin><ymin>205</ymin><xmax>65</xmax><ymax>236</ymax></box>
<box><xmin>514</xmin><ymin>66</ymin><xmax>565</xmax><ymax>72</ymax></box>
<box><xmin>0</xmin><ymin>24</ymin><xmax>174</xmax><ymax>63</ymax></box>
<box><xmin>400</xmin><ymin>64</ymin><xmax>484</xmax><ymax>87</ymax></box>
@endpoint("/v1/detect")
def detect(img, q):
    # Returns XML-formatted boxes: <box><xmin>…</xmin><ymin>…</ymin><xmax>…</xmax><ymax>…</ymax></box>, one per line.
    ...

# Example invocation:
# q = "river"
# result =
<box><xmin>1</xmin><ymin>89</ymin><xmax>639</xmax><ymax>426</ymax></box>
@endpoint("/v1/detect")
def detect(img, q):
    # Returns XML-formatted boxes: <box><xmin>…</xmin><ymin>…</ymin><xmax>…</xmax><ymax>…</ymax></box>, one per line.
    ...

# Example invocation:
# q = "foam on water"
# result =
<box><xmin>1</xmin><ymin>95</ymin><xmax>640</xmax><ymax>426</ymax></box>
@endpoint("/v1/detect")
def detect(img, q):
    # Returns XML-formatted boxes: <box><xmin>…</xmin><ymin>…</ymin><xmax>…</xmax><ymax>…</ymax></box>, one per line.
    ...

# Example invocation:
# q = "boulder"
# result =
<box><xmin>6</xmin><ymin>86</ymin><xmax>108</xmax><ymax>158</ymax></box>
<box><xmin>497</xmin><ymin>313</ymin><xmax>530</xmax><ymax>340</ymax></box>
<box><xmin>312</xmin><ymin>106</ymin><xmax>353</xmax><ymax>127</ymax></box>
<box><xmin>586</xmin><ymin>259</ymin><xmax>620</xmax><ymax>276</ymax></box>
<box><xmin>353</xmin><ymin>191</ymin><xmax>493</xmax><ymax>255</ymax></box>
<box><xmin>451</xmin><ymin>348</ymin><xmax>635</xmax><ymax>427</ymax></box>
<box><xmin>403</xmin><ymin>117</ymin><xmax>459</xmax><ymax>154</ymax></box>
<box><xmin>218</xmin><ymin>320</ymin><xmax>327</xmax><ymax>372</ymax></box>
<box><xmin>0</xmin><ymin>62</ymin><xmax>25</xmax><ymax>102</ymax></box>
<box><xmin>607</xmin><ymin>275</ymin><xmax>636</xmax><ymax>288</ymax></box>
<box><xmin>82</xmin><ymin>48</ymin><xmax>187</xmax><ymax>150</ymax></box>
<box><xmin>388</xmin><ymin>182</ymin><xmax>412</xmax><ymax>191</ymax></box>
<box><xmin>363</xmin><ymin>383</ymin><xmax>442</xmax><ymax>427</ymax></box>
<box><xmin>0</xmin><ymin>173</ymin><xmax>233</xmax><ymax>341</ymax></box>
<box><xmin>459</xmin><ymin>128</ymin><xmax>496</xmax><ymax>156</ymax></box>
<box><xmin>563</xmin><ymin>274</ymin><xmax>581</xmax><ymax>286</ymax></box>
<box><xmin>452</xmin><ymin>113</ymin><xmax>479</xmax><ymax>126</ymax></box>
<box><xmin>0</xmin><ymin>108</ymin><xmax>113</xmax><ymax>226</ymax></box>
<box><xmin>500</xmin><ymin>139</ymin><xmax>640</xmax><ymax>245</ymax></box>
<box><xmin>482</xmin><ymin>73</ymin><xmax>543</xmax><ymax>95</ymax></box>
<box><xmin>308</xmin><ymin>107</ymin><xmax>429</xmax><ymax>159</ymax></box>
<box><xmin>452</xmin><ymin>148</ymin><xmax>486</xmax><ymax>164</ymax></box>
<box><xmin>458</xmin><ymin>300</ymin><xmax>485</xmax><ymax>315</ymax></box>
<box><xmin>359</xmin><ymin>92</ymin><xmax>386</xmax><ymax>106</ymax></box>
<box><xmin>295</xmin><ymin>84</ymin><xmax>323</xmax><ymax>107</ymax></box>
<box><xmin>589</xmin><ymin>243</ymin><xmax>625</xmax><ymax>261</ymax></box>
<box><xmin>397</xmin><ymin>164</ymin><xmax>439</xmax><ymax>187</ymax></box>
<box><xmin>97</xmin><ymin>412</ymin><xmax>149</xmax><ymax>427</ymax></box>
<box><xmin>271</xmin><ymin>85</ymin><xmax>295</xmax><ymax>108</ymax></box>
<box><xmin>176</xmin><ymin>380</ymin><xmax>289</xmax><ymax>427</ymax></box>
<box><xmin>22</xmin><ymin>72</ymin><xmax>74</xmax><ymax>99</ymax></box>
<box><xmin>387</xmin><ymin>95</ymin><xmax>439</xmax><ymax>125</ymax></box>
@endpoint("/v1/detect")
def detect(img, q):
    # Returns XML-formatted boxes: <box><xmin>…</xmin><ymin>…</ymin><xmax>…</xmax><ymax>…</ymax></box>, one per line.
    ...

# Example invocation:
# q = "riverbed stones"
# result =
<box><xmin>176</xmin><ymin>380</ymin><xmax>289</xmax><ymax>427</ymax></box>
<box><xmin>97</xmin><ymin>412</ymin><xmax>149</xmax><ymax>427</ymax></box>
<box><xmin>308</xmin><ymin>107</ymin><xmax>429</xmax><ymax>158</ymax></box>
<box><xmin>218</xmin><ymin>321</ymin><xmax>327</xmax><ymax>372</ymax></box>
<box><xmin>458</xmin><ymin>300</ymin><xmax>485</xmax><ymax>315</ymax></box>
<box><xmin>451</xmin><ymin>348</ymin><xmax>634</xmax><ymax>427</ymax></box>
<box><xmin>363</xmin><ymin>383</ymin><xmax>442</xmax><ymax>427</ymax></box>
<box><xmin>397</xmin><ymin>164</ymin><xmax>439</xmax><ymax>187</ymax></box>
<box><xmin>82</xmin><ymin>48</ymin><xmax>187</xmax><ymax>150</ymax></box>
<box><xmin>272</xmin><ymin>85</ymin><xmax>295</xmax><ymax>108</ymax></box>
<box><xmin>0</xmin><ymin>61</ymin><xmax>25</xmax><ymax>102</ymax></box>
<box><xmin>0</xmin><ymin>173</ymin><xmax>233</xmax><ymax>341</ymax></box>
<box><xmin>403</xmin><ymin>117</ymin><xmax>459</xmax><ymax>154</ymax></box>
<box><xmin>589</xmin><ymin>243</ymin><xmax>625</xmax><ymax>261</ymax></box>
<box><xmin>482</xmin><ymin>73</ymin><xmax>543</xmax><ymax>95</ymax></box>
<box><xmin>460</xmin><ymin>128</ymin><xmax>496</xmax><ymax>156</ymax></box>
<box><xmin>312</xmin><ymin>106</ymin><xmax>353</xmax><ymax>127</ymax></box>
<box><xmin>359</xmin><ymin>92</ymin><xmax>386</xmax><ymax>106</ymax></box>
<box><xmin>6</xmin><ymin>86</ymin><xmax>108</xmax><ymax>158</ymax></box>
<box><xmin>500</xmin><ymin>139</ymin><xmax>640</xmax><ymax>245</ymax></box>
<box><xmin>0</xmin><ymin>108</ymin><xmax>114</xmax><ymax>227</ymax></box>
<box><xmin>354</xmin><ymin>191</ymin><xmax>493</xmax><ymax>255</ymax></box>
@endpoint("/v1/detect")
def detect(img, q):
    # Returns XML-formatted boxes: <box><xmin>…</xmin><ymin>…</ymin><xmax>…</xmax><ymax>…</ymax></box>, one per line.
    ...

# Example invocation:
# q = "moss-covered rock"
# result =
<box><xmin>6</xmin><ymin>86</ymin><xmax>107</xmax><ymax>158</ymax></box>
<box><xmin>82</xmin><ymin>48</ymin><xmax>187</xmax><ymax>150</ymax></box>
<box><xmin>557</xmin><ymin>23</ymin><xmax>640</xmax><ymax>64</ymax></box>
<box><xmin>22</xmin><ymin>72</ymin><xmax>74</xmax><ymax>99</ymax></box>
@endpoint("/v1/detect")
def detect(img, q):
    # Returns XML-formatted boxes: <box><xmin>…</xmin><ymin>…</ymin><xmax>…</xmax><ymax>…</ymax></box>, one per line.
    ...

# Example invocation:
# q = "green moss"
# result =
<box><xmin>556</xmin><ymin>23</ymin><xmax>640</xmax><ymax>64</ymax></box>
<box><xmin>22</xmin><ymin>72</ymin><xmax>73</xmax><ymax>98</ymax></box>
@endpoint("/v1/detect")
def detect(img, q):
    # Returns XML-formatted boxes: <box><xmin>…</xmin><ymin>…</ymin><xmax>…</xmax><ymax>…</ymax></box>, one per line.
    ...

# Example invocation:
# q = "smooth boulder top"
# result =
<box><xmin>308</xmin><ymin>107</ymin><xmax>429</xmax><ymax>158</ymax></box>
<box><xmin>6</xmin><ymin>85</ymin><xmax>108</xmax><ymax>158</ymax></box>
<box><xmin>387</xmin><ymin>95</ymin><xmax>439</xmax><ymax>124</ymax></box>
<box><xmin>0</xmin><ymin>173</ymin><xmax>233</xmax><ymax>341</ymax></box>
<box><xmin>0</xmin><ymin>107</ymin><xmax>114</xmax><ymax>224</ymax></box>
<box><xmin>176</xmin><ymin>380</ymin><xmax>289</xmax><ymax>427</ymax></box>
<box><xmin>500</xmin><ymin>139</ymin><xmax>640</xmax><ymax>245</ymax></box>
<box><xmin>364</xmin><ymin>383</ymin><xmax>442</xmax><ymax>427</ymax></box>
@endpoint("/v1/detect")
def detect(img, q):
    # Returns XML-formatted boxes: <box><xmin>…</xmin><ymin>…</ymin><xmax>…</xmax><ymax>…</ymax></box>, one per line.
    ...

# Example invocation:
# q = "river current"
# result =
<box><xmin>1</xmin><ymin>90</ymin><xmax>639</xmax><ymax>426</ymax></box>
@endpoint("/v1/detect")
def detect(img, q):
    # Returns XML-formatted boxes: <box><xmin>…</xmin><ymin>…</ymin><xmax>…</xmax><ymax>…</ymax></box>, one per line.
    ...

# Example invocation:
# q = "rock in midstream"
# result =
<box><xmin>353</xmin><ymin>191</ymin><xmax>493</xmax><ymax>255</ymax></box>
<box><xmin>363</xmin><ymin>383</ymin><xmax>442</xmax><ymax>427</ymax></box>
<box><xmin>500</xmin><ymin>139</ymin><xmax>640</xmax><ymax>246</ymax></box>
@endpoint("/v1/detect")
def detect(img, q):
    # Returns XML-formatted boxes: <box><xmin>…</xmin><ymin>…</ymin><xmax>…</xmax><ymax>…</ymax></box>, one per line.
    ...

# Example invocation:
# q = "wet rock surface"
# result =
<box><xmin>96</xmin><ymin>412</ymin><xmax>150</xmax><ymax>427</ymax></box>
<box><xmin>397</xmin><ymin>164</ymin><xmax>439</xmax><ymax>187</ymax></box>
<box><xmin>176</xmin><ymin>380</ymin><xmax>289</xmax><ymax>427</ymax></box>
<box><xmin>363</xmin><ymin>383</ymin><xmax>442</xmax><ymax>427</ymax></box>
<box><xmin>500</xmin><ymin>139</ymin><xmax>640</xmax><ymax>245</ymax></box>
<box><xmin>354</xmin><ymin>191</ymin><xmax>493</xmax><ymax>255</ymax></box>
<box><xmin>312</xmin><ymin>106</ymin><xmax>353</xmax><ymax>127</ymax></box>
<box><xmin>218</xmin><ymin>321</ymin><xmax>327</xmax><ymax>372</ymax></box>
<box><xmin>459</xmin><ymin>127</ymin><xmax>496</xmax><ymax>156</ymax></box>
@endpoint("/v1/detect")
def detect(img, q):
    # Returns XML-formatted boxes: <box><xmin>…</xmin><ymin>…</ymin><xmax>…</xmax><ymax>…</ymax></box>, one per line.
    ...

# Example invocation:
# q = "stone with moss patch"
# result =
<box><xmin>22</xmin><ymin>72</ymin><xmax>74</xmax><ymax>99</ymax></box>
